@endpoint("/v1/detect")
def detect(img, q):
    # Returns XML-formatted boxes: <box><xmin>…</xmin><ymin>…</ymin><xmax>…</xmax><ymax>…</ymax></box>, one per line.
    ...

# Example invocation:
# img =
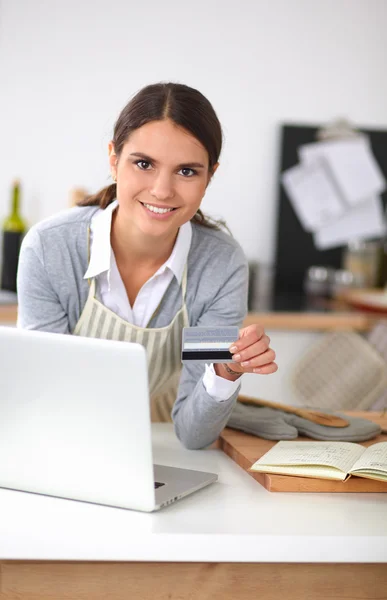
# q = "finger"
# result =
<box><xmin>239</xmin><ymin>323</ymin><xmax>265</xmax><ymax>337</ymax></box>
<box><xmin>253</xmin><ymin>362</ymin><xmax>278</xmax><ymax>375</ymax></box>
<box><xmin>239</xmin><ymin>348</ymin><xmax>276</xmax><ymax>369</ymax></box>
<box><xmin>232</xmin><ymin>336</ymin><xmax>271</xmax><ymax>363</ymax></box>
<box><xmin>231</xmin><ymin>324</ymin><xmax>265</xmax><ymax>351</ymax></box>
<box><xmin>230</xmin><ymin>330</ymin><xmax>268</xmax><ymax>355</ymax></box>
<box><xmin>240</xmin><ymin>361</ymin><xmax>278</xmax><ymax>375</ymax></box>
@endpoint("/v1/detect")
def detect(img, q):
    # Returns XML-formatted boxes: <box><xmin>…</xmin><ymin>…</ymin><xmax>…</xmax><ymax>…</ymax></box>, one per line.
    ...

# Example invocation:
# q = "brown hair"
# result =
<box><xmin>78</xmin><ymin>82</ymin><xmax>226</xmax><ymax>230</ymax></box>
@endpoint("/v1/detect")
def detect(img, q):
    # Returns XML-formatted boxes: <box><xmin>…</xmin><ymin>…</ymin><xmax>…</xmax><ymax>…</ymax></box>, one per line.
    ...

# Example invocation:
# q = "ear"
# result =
<box><xmin>108</xmin><ymin>142</ymin><xmax>118</xmax><ymax>179</ymax></box>
<box><xmin>207</xmin><ymin>162</ymin><xmax>219</xmax><ymax>185</ymax></box>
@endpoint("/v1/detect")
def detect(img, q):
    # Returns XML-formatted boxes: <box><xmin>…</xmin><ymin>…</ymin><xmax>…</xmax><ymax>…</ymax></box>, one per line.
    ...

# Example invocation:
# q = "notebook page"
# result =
<box><xmin>250</xmin><ymin>441</ymin><xmax>365</xmax><ymax>474</ymax></box>
<box><xmin>350</xmin><ymin>442</ymin><xmax>387</xmax><ymax>477</ymax></box>
<box><xmin>251</xmin><ymin>463</ymin><xmax>347</xmax><ymax>481</ymax></box>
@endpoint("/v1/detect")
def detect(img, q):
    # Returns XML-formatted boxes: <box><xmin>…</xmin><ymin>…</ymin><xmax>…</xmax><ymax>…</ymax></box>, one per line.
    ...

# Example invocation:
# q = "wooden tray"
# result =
<box><xmin>219</xmin><ymin>411</ymin><xmax>387</xmax><ymax>493</ymax></box>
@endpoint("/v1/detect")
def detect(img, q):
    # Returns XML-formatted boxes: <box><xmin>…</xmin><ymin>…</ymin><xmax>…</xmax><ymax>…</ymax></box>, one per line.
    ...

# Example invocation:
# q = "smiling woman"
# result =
<box><xmin>109</xmin><ymin>119</ymin><xmax>215</xmax><ymax>247</ymax></box>
<box><xmin>17</xmin><ymin>82</ymin><xmax>277</xmax><ymax>450</ymax></box>
<box><xmin>82</xmin><ymin>83</ymin><xmax>224</xmax><ymax>232</ymax></box>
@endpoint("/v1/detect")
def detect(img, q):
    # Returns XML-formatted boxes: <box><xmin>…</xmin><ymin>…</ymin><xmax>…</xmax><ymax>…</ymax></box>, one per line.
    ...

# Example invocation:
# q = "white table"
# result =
<box><xmin>0</xmin><ymin>424</ymin><xmax>386</xmax><ymax>599</ymax></box>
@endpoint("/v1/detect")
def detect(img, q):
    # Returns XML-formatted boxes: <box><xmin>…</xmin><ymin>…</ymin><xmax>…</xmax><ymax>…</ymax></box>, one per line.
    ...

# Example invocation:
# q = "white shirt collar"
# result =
<box><xmin>84</xmin><ymin>199</ymin><xmax>192</xmax><ymax>284</ymax></box>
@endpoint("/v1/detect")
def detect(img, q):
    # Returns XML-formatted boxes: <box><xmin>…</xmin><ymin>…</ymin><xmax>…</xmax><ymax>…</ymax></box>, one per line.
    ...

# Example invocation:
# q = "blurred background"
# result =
<box><xmin>1</xmin><ymin>0</ymin><xmax>387</xmax><ymax>406</ymax></box>
<box><xmin>1</xmin><ymin>0</ymin><xmax>387</xmax><ymax>263</ymax></box>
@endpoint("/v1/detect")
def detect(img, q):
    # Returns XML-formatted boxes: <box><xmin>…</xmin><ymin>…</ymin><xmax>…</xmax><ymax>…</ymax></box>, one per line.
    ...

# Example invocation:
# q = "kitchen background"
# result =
<box><xmin>1</xmin><ymin>0</ymin><xmax>387</xmax><ymax>265</ymax></box>
<box><xmin>1</xmin><ymin>0</ymin><xmax>387</xmax><ymax>406</ymax></box>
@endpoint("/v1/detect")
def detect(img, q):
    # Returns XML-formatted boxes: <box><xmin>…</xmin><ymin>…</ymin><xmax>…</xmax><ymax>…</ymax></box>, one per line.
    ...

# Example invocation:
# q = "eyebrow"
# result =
<box><xmin>129</xmin><ymin>152</ymin><xmax>206</xmax><ymax>169</ymax></box>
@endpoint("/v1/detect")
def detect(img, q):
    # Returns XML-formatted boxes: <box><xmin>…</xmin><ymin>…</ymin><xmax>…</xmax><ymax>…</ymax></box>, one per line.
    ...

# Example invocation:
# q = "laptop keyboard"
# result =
<box><xmin>154</xmin><ymin>481</ymin><xmax>165</xmax><ymax>489</ymax></box>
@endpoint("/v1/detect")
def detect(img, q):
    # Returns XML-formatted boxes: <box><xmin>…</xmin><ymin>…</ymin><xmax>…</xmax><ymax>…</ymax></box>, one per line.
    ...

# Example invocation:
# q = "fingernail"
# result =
<box><xmin>229</xmin><ymin>346</ymin><xmax>238</xmax><ymax>354</ymax></box>
<box><xmin>253</xmin><ymin>368</ymin><xmax>262</xmax><ymax>373</ymax></box>
<box><xmin>241</xmin><ymin>361</ymin><xmax>249</xmax><ymax>367</ymax></box>
<box><xmin>233</xmin><ymin>353</ymin><xmax>241</xmax><ymax>361</ymax></box>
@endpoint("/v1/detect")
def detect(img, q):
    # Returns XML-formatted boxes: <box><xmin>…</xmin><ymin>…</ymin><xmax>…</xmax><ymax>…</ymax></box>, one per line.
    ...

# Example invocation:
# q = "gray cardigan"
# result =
<box><xmin>17</xmin><ymin>206</ymin><xmax>249</xmax><ymax>449</ymax></box>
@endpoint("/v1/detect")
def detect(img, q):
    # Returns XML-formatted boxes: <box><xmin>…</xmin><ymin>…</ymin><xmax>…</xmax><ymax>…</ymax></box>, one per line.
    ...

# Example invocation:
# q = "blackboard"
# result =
<box><xmin>273</xmin><ymin>123</ymin><xmax>387</xmax><ymax>308</ymax></box>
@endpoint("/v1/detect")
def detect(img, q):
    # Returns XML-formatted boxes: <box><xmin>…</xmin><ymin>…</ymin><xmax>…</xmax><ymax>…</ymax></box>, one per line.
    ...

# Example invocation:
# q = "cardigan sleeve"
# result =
<box><xmin>171</xmin><ymin>243</ymin><xmax>249</xmax><ymax>449</ymax></box>
<box><xmin>17</xmin><ymin>228</ymin><xmax>70</xmax><ymax>333</ymax></box>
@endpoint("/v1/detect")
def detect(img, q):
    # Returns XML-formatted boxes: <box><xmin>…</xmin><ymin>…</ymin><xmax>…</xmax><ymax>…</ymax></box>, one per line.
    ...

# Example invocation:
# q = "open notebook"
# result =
<box><xmin>250</xmin><ymin>441</ymin><xmax>387</xmax><ymax>482</ymax></box>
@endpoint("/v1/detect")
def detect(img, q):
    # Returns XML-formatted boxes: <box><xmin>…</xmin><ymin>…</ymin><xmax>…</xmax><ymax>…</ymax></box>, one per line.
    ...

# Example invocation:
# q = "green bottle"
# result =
<box><xmin>1</xmin><ymin>180</ymin><xmax>27</xmax><ymax>292</ymax></box>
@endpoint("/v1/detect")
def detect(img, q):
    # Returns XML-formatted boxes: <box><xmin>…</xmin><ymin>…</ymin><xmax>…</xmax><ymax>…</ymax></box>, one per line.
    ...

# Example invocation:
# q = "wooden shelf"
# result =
<box><xmin>0</xmin><ymin>304</ymin><xmax>17</xmax><ymax>323</ymax></box>
<box><xmin>0</xmin><ymin>304</ymin><xmax>380</xmax><ymax>331</ymax></box>
<box><xmin>243</xmin><ymin>311</ymin><xmax>378</xmax><ymax>331</ymax></box>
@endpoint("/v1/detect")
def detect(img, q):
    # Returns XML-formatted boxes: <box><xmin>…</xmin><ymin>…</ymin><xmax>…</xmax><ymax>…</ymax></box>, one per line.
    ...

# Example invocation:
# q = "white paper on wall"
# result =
<box><xmin>314</xmin><ymin>195</ymin><xmax>386</xmax><ymax>250</ymax></box>
<box><xmin>281</xmin><ymin>160</ymin><xmax>345</xmax><ymax>232</ymax></box>
<box><xmin>298</xmin><ymin>137</ymin><xmax>386</xmax><ymax>207</ymax></box>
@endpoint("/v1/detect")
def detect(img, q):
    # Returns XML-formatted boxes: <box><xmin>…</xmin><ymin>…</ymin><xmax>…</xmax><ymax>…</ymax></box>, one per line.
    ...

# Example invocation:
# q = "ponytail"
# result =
<box><xmin>77</xmin><ymin>184</ymin><xmax>117</xmax><ymax>209</ymax></box>
<box><xmin>191</xmin><ymin>208</ymin><xmax>228</xmax><ymax>232</ymax></box>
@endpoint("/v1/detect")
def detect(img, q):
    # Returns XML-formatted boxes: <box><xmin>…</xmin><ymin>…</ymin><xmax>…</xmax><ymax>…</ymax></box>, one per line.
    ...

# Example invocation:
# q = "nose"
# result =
<box><xmin>149</xmin><ymin>171</ymin><xmax>175</xmax><ymax>202</ymax></box>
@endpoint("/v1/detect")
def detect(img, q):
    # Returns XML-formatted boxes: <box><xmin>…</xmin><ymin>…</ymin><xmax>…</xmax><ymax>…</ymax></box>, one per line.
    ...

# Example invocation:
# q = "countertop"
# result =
<box><xmin>0</xmin><ymin>423</ymin><xmax>386</xmax><ymax>563</ymax></box>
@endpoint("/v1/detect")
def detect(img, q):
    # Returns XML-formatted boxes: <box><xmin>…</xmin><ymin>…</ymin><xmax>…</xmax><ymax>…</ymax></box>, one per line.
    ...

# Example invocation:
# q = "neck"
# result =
<box><xmin>111</xmin><ymin>209</ymin><xmax>178</xmax><ymax>269</ymax></box>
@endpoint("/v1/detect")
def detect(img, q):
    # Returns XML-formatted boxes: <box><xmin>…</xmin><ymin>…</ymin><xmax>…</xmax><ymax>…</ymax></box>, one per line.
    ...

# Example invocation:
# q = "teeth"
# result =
<box><xmin>143</xmin><ymin>203</ymin><xmax>174</xmax><ymax>214</ymax></box>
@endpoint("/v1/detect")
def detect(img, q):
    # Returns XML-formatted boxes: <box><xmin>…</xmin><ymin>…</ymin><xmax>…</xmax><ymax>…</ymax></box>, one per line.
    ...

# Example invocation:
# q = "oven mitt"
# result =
<box><xmin>290</xmin><ymin>331</ymin><xmax>387</xmax><ymax>411</ymax></box>
<box><xmin>227</xmin><ymin>402</ymin><xmax>381</xmax><ymax>441</ymax></box>
<box><xmin>366</xmin><ymin>320</ymin><xmax>387</xmax><ymax>411</ymax></box>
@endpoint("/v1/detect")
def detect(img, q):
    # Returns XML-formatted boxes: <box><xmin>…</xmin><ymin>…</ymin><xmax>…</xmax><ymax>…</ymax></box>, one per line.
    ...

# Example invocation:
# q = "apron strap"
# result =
<box><xmin>181</xmin><ymin>264</ymin><xmax>188</xmax><ymax>301</ymax></box>
<box><xmin>146</xmin><ymin>263</ymin><xmax>188</xmax><ymax>325</ymax></box>
<box><xmin>86</xmin><ymin>226</ymin><xmax>92</xmax><ymax>288</ymax></box>
<box><xmin>89</xmin><ymin>277</ymin><xmax>97</xmax><ymax>296</ymax></box>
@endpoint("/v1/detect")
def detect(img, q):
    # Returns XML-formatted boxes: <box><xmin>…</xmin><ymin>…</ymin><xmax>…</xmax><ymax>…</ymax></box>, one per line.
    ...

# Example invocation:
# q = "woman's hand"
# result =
<box><xmin>214</xmin><ymin>324</ymin><xmax>278</xmax><ymax>381</ymax></box>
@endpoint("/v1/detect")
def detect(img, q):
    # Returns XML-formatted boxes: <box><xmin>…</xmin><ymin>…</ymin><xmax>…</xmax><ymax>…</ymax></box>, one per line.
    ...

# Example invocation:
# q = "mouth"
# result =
<box><xmin>139</xmin><ymin>201</ymin><xmax>177</xmax><ymax>217</ymax></box>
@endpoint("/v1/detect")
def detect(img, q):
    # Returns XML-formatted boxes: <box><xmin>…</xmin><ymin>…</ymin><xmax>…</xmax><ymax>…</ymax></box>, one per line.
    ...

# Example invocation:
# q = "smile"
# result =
<box><xmin>141</xmin><ymin>202</ymin><xmax>176</xmax><ymax>214</ymax></box>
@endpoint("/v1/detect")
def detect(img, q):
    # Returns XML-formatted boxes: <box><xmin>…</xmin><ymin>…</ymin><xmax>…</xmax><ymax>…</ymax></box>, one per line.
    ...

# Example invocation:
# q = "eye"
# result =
<box><xmin>135</xmin><ymin>160</ymin><xmax>152</xmax><ymax>170</ymax></box>
<box><xmin>179</xmin><ymin>167</ymin><xmax>197</xmax><ymax>177</ymax></box>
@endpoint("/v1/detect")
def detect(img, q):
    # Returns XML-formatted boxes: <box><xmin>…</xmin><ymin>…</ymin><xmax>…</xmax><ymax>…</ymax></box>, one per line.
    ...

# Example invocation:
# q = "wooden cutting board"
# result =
<box><xmin>219</xmin><ymin>411</ymin><xmax>387</xmax><ymax>493</ymax></box>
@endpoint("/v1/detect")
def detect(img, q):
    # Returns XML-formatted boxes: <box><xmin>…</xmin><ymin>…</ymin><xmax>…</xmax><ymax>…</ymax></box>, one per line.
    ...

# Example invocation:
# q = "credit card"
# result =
<box><xmin>181</xmin><ymin>326</ymin><xmax>239</xmax><ymax>363</ymax></box>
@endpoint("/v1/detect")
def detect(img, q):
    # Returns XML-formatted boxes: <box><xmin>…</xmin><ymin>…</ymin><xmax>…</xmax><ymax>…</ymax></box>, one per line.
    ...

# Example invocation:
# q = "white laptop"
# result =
<box><xmin>0</xmin><ymin>326</ymin><xmax>217</xmax><ymax>511</ymax></box>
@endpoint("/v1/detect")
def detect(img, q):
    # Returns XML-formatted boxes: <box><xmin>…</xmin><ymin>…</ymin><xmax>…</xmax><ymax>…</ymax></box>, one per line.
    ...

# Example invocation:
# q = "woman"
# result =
<box><xmin>17</xmin><ymin>82</ymin><xmax>277</xmax><ymax>449</ymax></box>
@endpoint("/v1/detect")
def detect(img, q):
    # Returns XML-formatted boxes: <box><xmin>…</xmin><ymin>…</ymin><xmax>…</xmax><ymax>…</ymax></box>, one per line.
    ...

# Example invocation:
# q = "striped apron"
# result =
<box><xmin>73</xmin><ymin>266</ymin><xmax>189</xmax><ymax>423</ymax></box>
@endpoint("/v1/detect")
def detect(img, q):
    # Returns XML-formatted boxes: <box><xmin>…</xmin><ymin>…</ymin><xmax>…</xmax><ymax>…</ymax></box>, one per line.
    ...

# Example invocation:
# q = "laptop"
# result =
<box><xmin>0</xmin><ymin>326</ymin><xmax>217</xmax><ymax>511</ymax></box>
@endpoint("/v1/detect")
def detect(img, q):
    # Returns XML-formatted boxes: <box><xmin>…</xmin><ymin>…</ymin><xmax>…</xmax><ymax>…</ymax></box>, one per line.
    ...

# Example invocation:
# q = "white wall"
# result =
<box><xmin>1</xmin><ymin>0</ymin><xmax>387</xmax><ymax>262</ymax></box>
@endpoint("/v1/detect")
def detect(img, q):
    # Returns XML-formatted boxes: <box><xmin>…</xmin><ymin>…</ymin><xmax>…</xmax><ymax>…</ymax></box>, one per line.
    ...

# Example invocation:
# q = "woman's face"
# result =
<box><xmin>109</xmin><ymin>119</ymin><xmax>216</xmax><ymax>238</ymax></box>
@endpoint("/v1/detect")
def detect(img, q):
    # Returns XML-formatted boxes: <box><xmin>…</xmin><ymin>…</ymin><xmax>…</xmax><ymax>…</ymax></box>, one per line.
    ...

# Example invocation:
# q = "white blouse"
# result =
<box><xmin>84</xmin><ymin>200</ymin><xmax>241</xmax><ymax>401</ymax></box>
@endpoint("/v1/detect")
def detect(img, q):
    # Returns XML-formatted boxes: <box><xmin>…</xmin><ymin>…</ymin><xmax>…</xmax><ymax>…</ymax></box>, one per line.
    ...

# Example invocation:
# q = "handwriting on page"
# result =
<box><xmin>351</xmin><ymin>442</ymin><xmax>387</xmax><ymax>472</ymax></box>
<box><xmin>257</xmin><ymin>441</ymin><xmax>365</xmax><ymax>473</ymax></box>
